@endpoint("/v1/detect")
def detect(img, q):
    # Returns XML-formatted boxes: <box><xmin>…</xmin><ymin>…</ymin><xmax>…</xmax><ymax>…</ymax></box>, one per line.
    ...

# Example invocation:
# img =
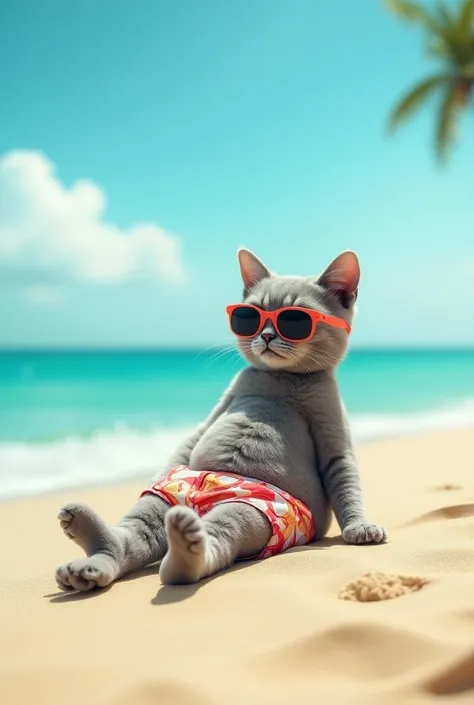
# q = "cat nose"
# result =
<box><xmin>261</xmin><ymin>333</ymin><xmax>276</xmax><ymax>344</ymax></box>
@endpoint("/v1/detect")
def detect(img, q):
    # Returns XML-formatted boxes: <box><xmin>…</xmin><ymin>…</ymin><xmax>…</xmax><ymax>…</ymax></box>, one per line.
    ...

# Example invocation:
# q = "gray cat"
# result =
<box><xmin>55</xmin><ymin>249</ymin><xmax>387</xmax><ymax>592</ymax></box>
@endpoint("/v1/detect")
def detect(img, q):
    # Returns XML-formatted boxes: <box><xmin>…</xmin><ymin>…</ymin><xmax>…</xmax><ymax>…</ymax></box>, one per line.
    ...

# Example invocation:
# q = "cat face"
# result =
<box><xmin>233</xmin><ymin>249</ymin><xmax>359</xmax><ymax>373</ymax></box>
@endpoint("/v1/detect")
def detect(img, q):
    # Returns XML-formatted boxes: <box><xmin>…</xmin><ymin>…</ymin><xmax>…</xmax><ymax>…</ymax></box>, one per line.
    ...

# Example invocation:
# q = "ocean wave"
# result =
<box><xmin>0</xmin><ymin>425</ymin><xmax>194</xmax><ymax>501</ymax></box>
<box><xmin>1</xmin><ymin>399</ymin><xmax>473</xmax><ymax>500</ymax></box>
<box><xmin>350</xmin><ymin>397</ymin><xmax>474</xmax><ymax>442</ymax></box>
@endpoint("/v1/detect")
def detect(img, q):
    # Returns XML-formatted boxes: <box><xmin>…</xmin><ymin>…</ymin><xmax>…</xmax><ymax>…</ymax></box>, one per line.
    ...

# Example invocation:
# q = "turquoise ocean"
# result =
<box><xmin>1</xmin><ymin>348</ymin><xmax>473</xmax><ymax>500</ymax></box>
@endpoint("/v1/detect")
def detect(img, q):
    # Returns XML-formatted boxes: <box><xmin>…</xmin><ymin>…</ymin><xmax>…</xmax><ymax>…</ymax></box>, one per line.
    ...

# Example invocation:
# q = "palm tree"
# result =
<box><xmin>386</xmin><ymin>0</ymin><xmax>474</xmax><ymax>161</ymax></box>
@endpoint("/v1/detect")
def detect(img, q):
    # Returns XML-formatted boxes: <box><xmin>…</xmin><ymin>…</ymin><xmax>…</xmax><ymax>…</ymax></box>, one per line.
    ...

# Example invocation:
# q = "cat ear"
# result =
<box><xmin>237</xmin><ymin>249</ymin><xmax>271</xmax><ymax>290</ymax></box>
<box><xmin>317</xmin><ymin>251</ymin><xmax>360</xmax><ymax>306</ymax></box>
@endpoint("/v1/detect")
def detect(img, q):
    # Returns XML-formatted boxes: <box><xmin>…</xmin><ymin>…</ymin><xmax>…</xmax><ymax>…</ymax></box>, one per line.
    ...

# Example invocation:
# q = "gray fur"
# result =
<box><xmin>55</xmin><ymin>249</ymin><xmax>386</xmax><ymax>592</ymax></box>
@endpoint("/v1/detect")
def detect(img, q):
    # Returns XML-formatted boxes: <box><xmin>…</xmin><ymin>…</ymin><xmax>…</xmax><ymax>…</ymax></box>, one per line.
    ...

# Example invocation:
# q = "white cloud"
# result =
<box><xmin>0</xmin><ymin>150</ymin><xmax>187</xmax><ymax>294</ymax></box>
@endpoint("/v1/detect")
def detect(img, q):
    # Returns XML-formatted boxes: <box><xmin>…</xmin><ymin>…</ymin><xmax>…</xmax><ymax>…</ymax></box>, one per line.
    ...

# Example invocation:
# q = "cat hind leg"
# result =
<box><xmin>55</xmin><ymin>494</ymin><xmax>169</xmax><ymax>592</ymax></box>
<box><xmin>159</xmin><ymin>502</ymin><xmax>271</xmax><ymax>585</ymax></box>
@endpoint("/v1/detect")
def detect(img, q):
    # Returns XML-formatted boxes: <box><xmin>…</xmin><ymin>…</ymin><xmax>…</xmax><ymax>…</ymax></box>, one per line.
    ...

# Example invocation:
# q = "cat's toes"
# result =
<box><xmin>58</xmin><ymin>503</ymin><xmax>101</xmax><ymax>540</ymax></box>
<box><xmin>55</xmin><ymin>556</ymin><xmax>116</xmax><ymax>592</ymax></box>
<box><xmin>57</xmin><ymin>502</ymin><xmax>118</xmax><ymax>557</ymax></box>
<box><xmin>159</xmin><ymin>506</ymin><xmax>207</xmax><ymax>585</ymax></box>
<box><xmin>342</xmin><ymin>522</ymin><xmax>387</xmax><ymax>545</ymax></box>
<box><xmin>165</xmin><ymin>505</ymin><xmax>206</xmax><ymax>555</ymax></box>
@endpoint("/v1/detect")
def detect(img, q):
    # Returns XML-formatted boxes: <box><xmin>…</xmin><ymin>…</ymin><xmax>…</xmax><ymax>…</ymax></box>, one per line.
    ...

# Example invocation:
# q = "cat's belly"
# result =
<box><xmin>189</xmin><ymin>397</ymin><xmax>324</xmax><ymax>516</ymax></box>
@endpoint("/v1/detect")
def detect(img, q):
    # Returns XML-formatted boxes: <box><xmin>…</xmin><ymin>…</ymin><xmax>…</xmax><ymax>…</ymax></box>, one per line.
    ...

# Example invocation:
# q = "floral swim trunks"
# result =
<box><xmin>141</xmin><ymin>465</ymin><xmax>315</xmax><ymax>559</ymax></box>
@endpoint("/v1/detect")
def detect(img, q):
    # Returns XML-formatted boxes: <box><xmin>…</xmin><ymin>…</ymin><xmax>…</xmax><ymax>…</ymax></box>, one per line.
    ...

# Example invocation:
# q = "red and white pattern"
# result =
<box><xmin>141</xmin><ymin>465</ymin><xmax>315</xmax><ymax>559</ymax></box>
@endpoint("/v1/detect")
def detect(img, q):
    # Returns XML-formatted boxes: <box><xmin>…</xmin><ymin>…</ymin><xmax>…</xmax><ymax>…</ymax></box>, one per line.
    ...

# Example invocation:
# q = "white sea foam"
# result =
<box><xmin>1</xmin><ymin>399</ymin><xmax>473</xmax><ymax>501</ymax></box>
<box><xmin>0</xmin><ymin>425</ymin><xmax>194</xmax><ymax>501</ymax></box>
<box><xmin>350</xmin><ymin>397</ymin><xmax>474</xmax><ymax>442</ymax></box>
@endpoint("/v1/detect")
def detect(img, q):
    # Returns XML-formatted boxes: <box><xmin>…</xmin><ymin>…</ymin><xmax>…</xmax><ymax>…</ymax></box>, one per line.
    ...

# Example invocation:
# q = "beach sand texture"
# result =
<box><xmin>1</xmin><ymin>428</ymin><xmax>473</xmax><ymax>705</ymax></box>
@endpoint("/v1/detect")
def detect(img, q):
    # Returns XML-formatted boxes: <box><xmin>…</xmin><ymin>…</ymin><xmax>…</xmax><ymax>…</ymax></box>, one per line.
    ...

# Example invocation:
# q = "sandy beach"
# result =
<box><xmin>1</xmin><ymin>427</ymin><xmax>473</xmax><ymax>705</ymax></box>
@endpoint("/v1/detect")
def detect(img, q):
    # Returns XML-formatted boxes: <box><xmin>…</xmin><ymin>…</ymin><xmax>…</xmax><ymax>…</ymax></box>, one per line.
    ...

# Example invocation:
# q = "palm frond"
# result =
<box><xmin>459</xmin><ymin>0</ymin><xmax>474</xmax><ymax>32</ymax></box>
<box><xmin>445</xmin><ymin>34</ymin><xmax>474</xmax><ymax>67</ymax></box>
<box><xmin>437</xmin><ymin>0</ymin><xmax>474</xmax><ymax>66</ymax></box>
<box><xmin>435</xmin><ymin>83</ymin><xmax>464</xmax><ymax>161</ymax></box>
<box><xmin>385</xmin><ymin>0</ymin><xmax>473</xmax><ymax>163</ymax></box>
<box><xmin>385</xmin><ymin>0</ymin><xmax>444</xmax><ymax>33</ymax></box>
<box><xmin>387</xmin><ymin>73</ymin><xmax>450</xmax><ymax>133</ymax></box>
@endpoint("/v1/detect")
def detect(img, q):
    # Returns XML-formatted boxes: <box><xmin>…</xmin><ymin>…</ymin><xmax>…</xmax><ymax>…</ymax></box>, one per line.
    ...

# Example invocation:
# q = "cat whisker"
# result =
<box><xmin>205</xmin><ymin>340</ymin><xmax>254</xmax><ymax>369</ymax></box>
<box><xmin>193</xmin><ymin>342</ymin><xmax>235</xmax><ymax>363</ymax></box>
<box><xmin>204</xmin><ymin>346</ymin><xmax>239</xmax><ymax>367</ymax></box>
<box><xmin>231</xmin><ymin>351</ymin><xmax>246</xmax><ymax>369</ymax></box>
<box><xmin>286</xmin><ymin>351</ymin><xmax>311</xmax><ymax>374</ymax></box>
<box><xmin>301</xmin><ymin>351</ymin><xmax>336</xmax><ymax>377</ymax></box>
<box><xmin>308</xmin><ymin>350</ymin><xmax>339</xmax><ymax>367</ymax></box>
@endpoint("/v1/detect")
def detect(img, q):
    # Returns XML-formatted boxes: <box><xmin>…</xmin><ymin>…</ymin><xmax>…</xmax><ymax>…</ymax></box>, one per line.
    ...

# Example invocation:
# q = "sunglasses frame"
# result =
<box><xmin>226</xmin><ymin>303</ymin><xmax>351</xmax><ymax>343</ymax></box>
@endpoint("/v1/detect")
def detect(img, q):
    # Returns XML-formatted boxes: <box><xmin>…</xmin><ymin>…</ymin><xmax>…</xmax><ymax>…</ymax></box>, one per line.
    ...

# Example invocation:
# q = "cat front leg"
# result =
<box><xmin>159</xmin><ymin>502</ymin><xmax>271</xmax><ymax>585</ymax></box>
<box><xmin>321</xmin><ymin>453</ymin><xmax>387</xmax><ymax>544</ymax></box>
<box><xmin>55</xmin><ymin>494</ymin><xmax>169</xmax><ymax>592</ymax></box>
<box><xmin>310</xmin><ymin>380</ymin><xmax>387</xmax><ymax>545</ymax></box>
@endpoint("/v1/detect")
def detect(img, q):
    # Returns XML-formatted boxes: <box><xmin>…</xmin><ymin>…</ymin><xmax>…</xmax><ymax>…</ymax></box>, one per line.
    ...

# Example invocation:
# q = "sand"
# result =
<box><xmin>1</xmin><ymin>427</ymin><xmax>473</xmax><ymax>705</ymax></box>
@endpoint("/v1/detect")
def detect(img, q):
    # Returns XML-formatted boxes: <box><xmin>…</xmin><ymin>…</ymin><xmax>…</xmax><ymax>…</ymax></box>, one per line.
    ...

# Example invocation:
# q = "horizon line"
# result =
<box><xmin>1</xmin><ymin>345</ymin><xmax>474</xmax><ymax>353</ymax></box>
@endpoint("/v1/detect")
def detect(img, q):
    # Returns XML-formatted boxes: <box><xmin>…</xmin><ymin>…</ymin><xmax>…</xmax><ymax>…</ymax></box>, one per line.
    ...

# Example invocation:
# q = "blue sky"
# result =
<box><xmin>0</xmin><ymin>0</ymin><xmax>473</xmax><ymax>348</ymax></box>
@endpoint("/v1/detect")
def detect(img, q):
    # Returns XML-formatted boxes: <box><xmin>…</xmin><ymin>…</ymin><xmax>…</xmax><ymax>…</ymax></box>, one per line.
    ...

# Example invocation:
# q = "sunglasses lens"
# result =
<box><xmin>230</xmin><ymin>307</ymin><xmax>261</xmax><ymax>337</ymax></box>
<box><xmin>277</xmin><ymin>309</ymin><xmax>313</xmax><ymax>341</ymax></box>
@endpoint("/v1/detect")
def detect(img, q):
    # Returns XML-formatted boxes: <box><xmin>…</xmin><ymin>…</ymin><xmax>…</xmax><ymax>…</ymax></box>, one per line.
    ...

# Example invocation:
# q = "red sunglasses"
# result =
<box><xmin>226</xmin><ymin>304</ymin><xmax>351</xmax><ymax>343</ymax></box>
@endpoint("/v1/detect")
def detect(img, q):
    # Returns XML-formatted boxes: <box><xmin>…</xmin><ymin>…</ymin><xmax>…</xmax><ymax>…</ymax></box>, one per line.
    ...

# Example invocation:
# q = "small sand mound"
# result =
<box><xmin>339</xmin><ymin>572</ymin><xmax>429</xmax><ymax>602</ymax></box>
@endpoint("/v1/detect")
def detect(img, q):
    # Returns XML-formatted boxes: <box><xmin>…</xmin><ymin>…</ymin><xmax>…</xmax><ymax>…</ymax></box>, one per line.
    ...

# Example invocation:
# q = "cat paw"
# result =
<box><xmin>342</xmin><ymin>522</ymin><xmax>387</xmax><ymax>545</ymax></box>
<box><xmin>55</xmin><ymin>555</ymin><xmax>118</xmax><ymax>592</ymax></box>
<box><xmin>58</xmin><ymin>503</ymin><xmax>90</xmax><ymax>539</ymax></box>
<box><xmin>159</xmin><ymin>506</ymin><xmax>208</xmax><ymax>585</ymax></box>
<box><xmin>57</xmin><ymin>502</ymin><xmax>122</xmax><ymax>563</ymax></box>
<box><xmin>166</xmin><ymin>505</ymin><xmax>207</xmax><ymax>555</ymax></box>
